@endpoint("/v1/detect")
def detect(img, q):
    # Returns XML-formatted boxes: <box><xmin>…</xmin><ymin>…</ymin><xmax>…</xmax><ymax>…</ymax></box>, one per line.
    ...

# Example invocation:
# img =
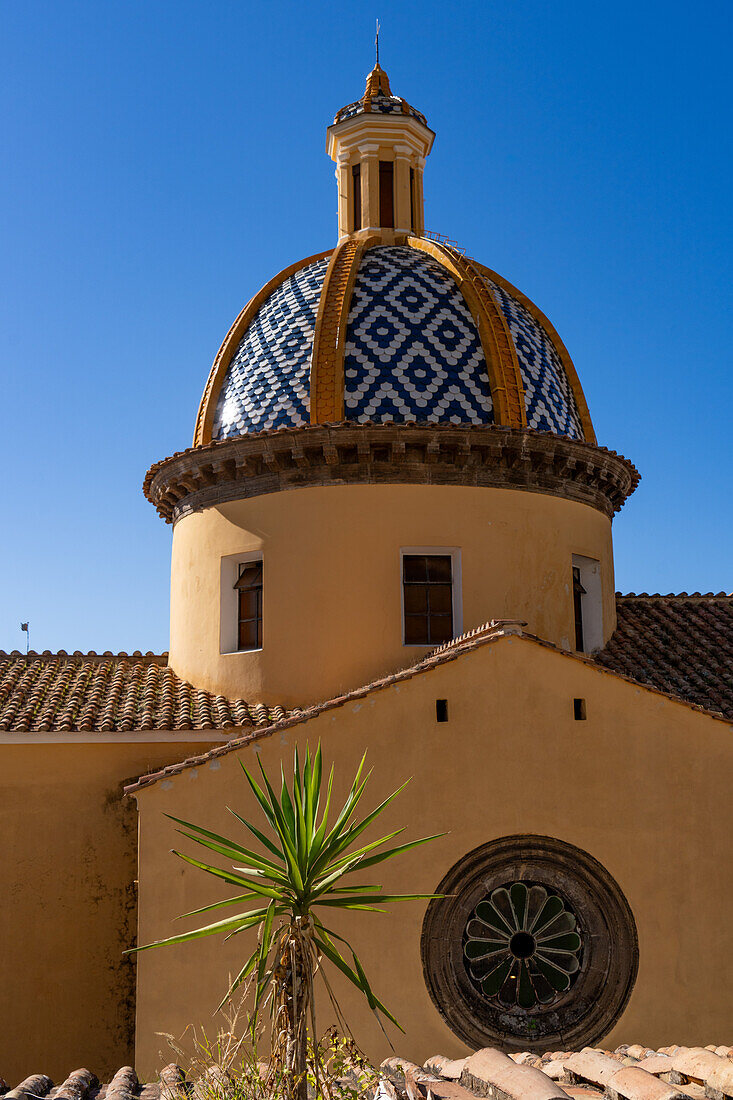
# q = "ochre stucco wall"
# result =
<box><xmin>0</xmin><ymin>740</ymin><xmax>220</xmax><ymax>1083</ymax></box>
<box><xmin>168</xmin><ymin>485</ymin><xmax>616</xmax><ymax>705</ymax></box>
<box><xmin>132</xmin><ymin>637</ymin><xmax>733</xmax><ymax>1074</ymax></box>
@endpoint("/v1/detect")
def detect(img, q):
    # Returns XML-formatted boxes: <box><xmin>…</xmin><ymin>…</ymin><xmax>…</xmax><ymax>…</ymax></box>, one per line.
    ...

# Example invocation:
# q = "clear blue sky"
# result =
<box><xmin>2</xmin><ymin>0</ymin><xmax>731</xmax><ymax>655</ymax></box>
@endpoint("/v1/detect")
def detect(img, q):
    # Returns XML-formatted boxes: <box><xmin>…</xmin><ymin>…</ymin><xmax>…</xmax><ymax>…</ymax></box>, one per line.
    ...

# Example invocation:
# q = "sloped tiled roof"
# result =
<box><xmin>597</xmin><ymin>593</ymin><xmax>733</xmax><ymax>721</ymax></box>
<box><xmin>5</xmin><ymin>1044</ymin><xmax>733</xmax><ymax>1100</ymax></box>
<box><xmin>0</xmin><ymin>652</ymin><xmax>296</xmax><ymax>734</ymax></box>
<box><xmin>4</xmin><ymin>594</ymin><xmax>731</xmax><ymax>737</ymax></box>
<box><xmin>126</xmin><ymin>609</ymin><xmax>733</xmax><ymax>795</ymax></box>
<box><xmin>385</xmin><ymin>1042</ymin><xmax>733</xmax><ymax>1100</ymax></box>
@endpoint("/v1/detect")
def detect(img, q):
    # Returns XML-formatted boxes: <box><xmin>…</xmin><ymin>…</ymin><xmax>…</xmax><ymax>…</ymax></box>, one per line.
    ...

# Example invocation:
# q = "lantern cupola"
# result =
<box><xmin>327</xmin><ymin>63</ymin><xmax>435</xmax><ymax>240</ymax></box>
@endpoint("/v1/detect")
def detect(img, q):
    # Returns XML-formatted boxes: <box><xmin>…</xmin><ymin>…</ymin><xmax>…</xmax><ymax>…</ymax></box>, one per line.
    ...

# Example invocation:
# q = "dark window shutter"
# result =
<box><xmin>379</xmin><ymin>161</ymin><xmax>394</xmax><ymax>228</ymax></box>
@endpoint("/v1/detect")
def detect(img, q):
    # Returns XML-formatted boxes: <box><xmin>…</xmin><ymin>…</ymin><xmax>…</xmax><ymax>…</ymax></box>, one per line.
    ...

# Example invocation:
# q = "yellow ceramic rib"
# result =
<box><xmin>193</xmin><ymin>250</ymin><xmax>332</xmax><ymax>447</ymax></box>
<box><xmin>309</xmin><ymin>235</ymin><xmax>379</xmax><ymax>423</ymax></box>
<box><xmin>406</xmin><ymin>236</ymin><xmax>527</xmax><ymax>428</ymax></box>
<box><xmin>473</xmin><ymin>260</ymin><xmax>596</xmax><ymax>444</ymax></box>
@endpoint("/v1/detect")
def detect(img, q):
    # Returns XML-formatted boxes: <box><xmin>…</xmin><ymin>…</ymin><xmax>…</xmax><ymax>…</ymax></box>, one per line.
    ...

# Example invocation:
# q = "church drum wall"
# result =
<box><xmin>132</xmin><ymin>637</ymin><xmax>733</xmax><ymax>1072</ymax></box>
<box><xmin>167</xmin><ymin>483</ymin><xmax>616</xmax><ymax>706</ymax></box>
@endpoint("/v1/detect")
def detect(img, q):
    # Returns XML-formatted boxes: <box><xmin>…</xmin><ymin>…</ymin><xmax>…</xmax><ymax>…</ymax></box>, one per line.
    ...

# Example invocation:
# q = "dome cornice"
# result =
<box><xmin>143</xmin><ymin>423</ymin><xmax>639</xmax><ymax>526</ymax></box>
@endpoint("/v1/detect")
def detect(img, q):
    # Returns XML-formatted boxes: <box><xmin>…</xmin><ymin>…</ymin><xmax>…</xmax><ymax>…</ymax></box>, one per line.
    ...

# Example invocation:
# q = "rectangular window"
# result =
<box><xmin>352</xmin><ymin>163</ymin><xmax>361</xmax><ymax>232</ymax></box>
<box><xmin>379</xmin><ymin>160</ymin><xmax>394</xmax><ymax>228</ymax></box>
<box><xmin>235</xmin><ymin>560</ymin><xmax>263</xmax><ymax>651</ymax></box>
<box><xmin>409</xmin><ymin>167</ymin><xmax>416</xmax><ymax>231</ymax></box>
<box><xmin>571</xmin><ymin>554</ymin><xmax>603</xmax><ymax>653</ymax></box>
<box><xmin>572</xmin><ymin>565</ymin><xmax>585</xmax><ymax>651</ymax></box>
<box><xmin>403</xmin><ymin>554</ymin><xmax>454</xmax><ymax>645</ymax></box>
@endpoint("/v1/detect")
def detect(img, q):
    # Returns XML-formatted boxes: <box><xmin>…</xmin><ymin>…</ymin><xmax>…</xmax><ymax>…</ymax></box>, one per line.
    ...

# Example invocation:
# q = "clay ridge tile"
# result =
<box><xmin>125</xmin><ymin>613</ymin><xmax>733</xmax><ymax>795</ymax></box>
<box><xmin>5</xmin><ymin>1044</ymin><xmax>732</xmax><ymax>1098</ymax></box>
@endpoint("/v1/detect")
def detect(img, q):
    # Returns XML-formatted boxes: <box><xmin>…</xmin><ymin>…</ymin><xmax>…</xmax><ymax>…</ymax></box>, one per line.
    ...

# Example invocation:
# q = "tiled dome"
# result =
<box><xmin>334</xmin><ymin>95</ymin><xmax>427</xmax><ymax>126</ymax></box>
<box><xmin>333</xmin><ymin>61</ymin><xmax>429</xmax><ymax>127</ymax></box>
<box><xmin>212</xmin><ymin>258</ymin><xmax>329</xmax><ymax>437</ymax></box>
<box><xmin>201</xmin><ymin>241</ymin><xmax>591</xmax><ymax>446</ymax></box>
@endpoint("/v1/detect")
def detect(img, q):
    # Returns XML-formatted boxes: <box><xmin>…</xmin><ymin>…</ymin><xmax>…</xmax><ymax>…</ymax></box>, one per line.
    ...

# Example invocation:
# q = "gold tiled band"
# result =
<box><xmin>473</xmin><ymin>261</ymin><xmax>596</xmax><ymax>444</ymax></box>
<box><xmin>407</xmin><ymin>237</ymin><xmax>527</xmax><ymax>428</ymax></box>
<box><xmin>193</xmin><ymin>250</ymin><xmax>333</xmax><ymax>447</ymax></box>
<box><xmin>310</xmin><ymin>235</ymin><xmax>379</xmax><ymax>424</ymax></box>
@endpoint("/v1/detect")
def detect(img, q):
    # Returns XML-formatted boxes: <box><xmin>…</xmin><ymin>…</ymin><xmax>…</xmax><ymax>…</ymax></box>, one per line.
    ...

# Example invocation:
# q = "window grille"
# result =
<box><xmin>403</xmin><ymin>554</ymin><xmax>453</xmax><ymax>645</ymax></box>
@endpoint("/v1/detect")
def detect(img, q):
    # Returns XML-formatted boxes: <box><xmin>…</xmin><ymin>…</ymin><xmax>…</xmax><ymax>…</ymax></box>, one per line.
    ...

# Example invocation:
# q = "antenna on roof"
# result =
<box><xmin>375</xmin><ymin>18</ymin><xmax>380</xmax><ymax>65</ymax></box>
<box><xmin>20</xmin><ymin>621</ymin><xmax>29</xmax><ymax>655</ymax></box>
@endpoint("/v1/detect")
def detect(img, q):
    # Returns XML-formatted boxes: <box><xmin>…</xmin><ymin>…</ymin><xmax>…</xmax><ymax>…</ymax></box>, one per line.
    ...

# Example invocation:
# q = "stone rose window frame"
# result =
<box><xmin>421</xmin><ymin>835</ymin><xmax>638</xmax><ymax>1052</ymax></box>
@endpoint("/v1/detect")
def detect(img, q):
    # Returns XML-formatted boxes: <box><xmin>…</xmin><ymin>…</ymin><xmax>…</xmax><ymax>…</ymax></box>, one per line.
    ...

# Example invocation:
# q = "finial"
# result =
<box><xmin>375</xmin><ymin>18</ymin><xmax>380</xmax><ymax>66</ymax></box>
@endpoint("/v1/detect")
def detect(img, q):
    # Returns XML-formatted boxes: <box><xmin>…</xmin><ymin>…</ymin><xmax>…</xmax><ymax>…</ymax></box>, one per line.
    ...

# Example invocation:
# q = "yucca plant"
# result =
<box><xmin>129</xmin><ymin>744</ymin><xmax>441</xmax><ymax>1099</ymax></box>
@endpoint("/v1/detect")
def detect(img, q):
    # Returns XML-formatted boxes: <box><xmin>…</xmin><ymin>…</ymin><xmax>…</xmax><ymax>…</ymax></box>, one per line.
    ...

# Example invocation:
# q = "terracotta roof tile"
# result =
<box><xmin>0</xmin><ymin>652</ymin><xmax>299</xmax><ymax>734</ymax></box>
<box><xmin>4</xmin><ymin>1046</ymin><xmax>731</xmax><ymax>1100</ymax></box>
<box><xmin>125</xmin><ymin>607</ymin><xmax>733</xmax><ymax>794</ymax></box>
<box><xmin>597</xmin><ymin>594</ymin><xmax>733</xmax><ymax>720</ymax></box>
<box><xmin>382</xmin><ymin>1045</ymin><xmax>733</xmax><ymax>1100</ymax></box>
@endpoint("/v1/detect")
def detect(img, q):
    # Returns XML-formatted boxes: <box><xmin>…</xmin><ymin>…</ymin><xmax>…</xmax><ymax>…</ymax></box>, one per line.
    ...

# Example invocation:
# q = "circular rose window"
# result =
<box><xmin>464</xmin><ymin>882</ymin><xmax>582</xmax><ymax>1007</ymax></box>
<box><xmin>422</xmin><ymin>836</ymin><xmax>638</xmax><ymax>1051</ymax></box>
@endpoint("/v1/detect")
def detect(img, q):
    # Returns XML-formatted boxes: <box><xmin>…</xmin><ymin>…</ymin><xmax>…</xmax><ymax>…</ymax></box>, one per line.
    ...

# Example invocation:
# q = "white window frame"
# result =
<box><xmin>400</xmin><ymin>546</ymin><xmax>463</xmax><ymax>647</ymax></box>
<box><xmin>571</xmin><ymin>553</ymin><xmax>603</xmax><ymax>654</ymax></box>
<box><xmin>220</xmin><ymin>551</ymin><xmax>263</xmax><ymax>655</ymax></box>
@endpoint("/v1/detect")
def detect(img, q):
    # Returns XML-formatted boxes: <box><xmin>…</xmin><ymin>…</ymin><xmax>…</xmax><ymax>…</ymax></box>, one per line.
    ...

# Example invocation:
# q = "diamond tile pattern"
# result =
<box><xmin>484</xmin><ymin>277</ymin><xmax>584</xmax><ymax>440</ymax></box>
<box><xmin>335</xmin><ymin>97</ymin><xmax>427</xmax><ymax>125</ymax></box>
<box><xmin>212</xmin><ymin>258</ymin><xmax>330</xmax><ymax>439</ymax></box>
<box><xmin>208</xmin><ymin>246</ymin><xmax>586</xmax><ymax>440</ymax></box>
<box><xmin>343</xmin><ymin>247</ymin><xmax>494</xmax><ymax>425</ymax></box>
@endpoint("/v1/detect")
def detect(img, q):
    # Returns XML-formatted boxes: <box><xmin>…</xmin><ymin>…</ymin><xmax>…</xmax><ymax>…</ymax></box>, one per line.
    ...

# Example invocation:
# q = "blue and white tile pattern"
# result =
<box><xmin>335</xmin><ymin>97</ymin><xmax>427</xmax><ymax>126</ymax></box>
<box><xmin>343</xmin><ymin>247</ymin><xmax>494</xmax><ymax>425</ymax></box>
<box><xmin>486</xmin><ymin>279</ymin><xmax>584</xmax><ymax>440</ymax></box>
<box><xmin>212</xmin><ymin>258</ymin><xmax>330</xmax><ymax>439</ymax></box>
<box><xmin>210</xmin><ymin>246</ymin><xmax>585</xmax><ymax>442</ymax></box>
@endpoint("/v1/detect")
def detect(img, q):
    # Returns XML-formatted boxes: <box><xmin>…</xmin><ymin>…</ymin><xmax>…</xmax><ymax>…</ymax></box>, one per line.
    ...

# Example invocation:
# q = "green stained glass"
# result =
<box><xmin>510</xmin><ymin>882</ymin><xmax>528</xmax><ymax>927</ymax></box>
<box><xmin>537</xmin><ymin>949</ymin><xmax>580</xmax><ymax>974</ymax></box>
<box><xmin>525</xmin><ymin>884</ymin><xmax>547</xmax><ymax>931</ymax></box>
<box><xmin>470</xmin><ymin>951</ymin><xmax>510</xmax><ymax>981</ymax></box>
<box><xmin>535</xmin><ymin>910</ymin><xmax>576</xmax><ymax>938</ymax></box>
<box><xmin>531</xmin><ymin>894</ymin><xmax>564</xmax><ymax>932</ymax></box>
<box><xmin>480</xmin><ymin>956</ymin><xmax>513</xmax><ymax>996</ymax></box>
<box><xmin>533</xmin><ymin>954</ymin><xmax>572</xmax><ymax>991</ymax></box>
<box><xmin>463</xmin><ymin>880</ymin><xmax>582</xmax><ymax>1009</ymax></box>
<box><xmin>464</xmin><ymin>938</ymin><xmax>506</xmax><ymax>960</ymax></box>
<box><xmin>475</xmin><ymin>900</ymin><xmax>513</xmax><ymax>936</ymax></box>
<box><xmin>536</xmin><ymin>932</ymin><xmax>581</xmax><ymax>952</ymax></box>
<box><xmin>527</xmin><ymin>961</ymin><xmax>557</xmax><ymax>1004</ymax></box>
<box><xmin>517</xmin><ymin>960</ymin><xmax>535</xmax><ymax>1008</ymax></box>
<box><xmin>491</xmin><ymin>888</ymin><xmax>515</xmax><ymax>929</ymax></box>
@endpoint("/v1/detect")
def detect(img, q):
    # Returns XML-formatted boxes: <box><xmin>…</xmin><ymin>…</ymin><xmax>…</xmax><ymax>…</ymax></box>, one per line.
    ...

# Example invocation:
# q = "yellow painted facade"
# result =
<box><xmin>0</xmin><ymin>739</ymin><xmax>221</xmax><ymax>1083</ymax></box>
<box><xmin>131</xmin><ymin>636</ymin><xmax>733</xmax><ymax>1074</ymax></box>
<box><xmin>167</xmin><ymin>483</ymin><xmax>616</xmax><ymax>706</ymax></box>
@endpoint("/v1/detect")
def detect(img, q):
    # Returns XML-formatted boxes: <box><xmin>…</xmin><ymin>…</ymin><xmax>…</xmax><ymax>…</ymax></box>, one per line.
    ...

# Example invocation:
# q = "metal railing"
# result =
<box><xmin>421</xmin><ymin>230</ymin><xmax>473</xmax><ymax>260</ymax></box>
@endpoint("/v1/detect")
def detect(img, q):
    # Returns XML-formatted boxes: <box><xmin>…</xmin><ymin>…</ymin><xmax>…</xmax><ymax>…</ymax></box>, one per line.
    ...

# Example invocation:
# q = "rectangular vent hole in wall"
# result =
<box><xmin>574</xmin><ymin>698</ymin><xmax>587</xmax><ymax>721</ymax></box>
<box><xmin>436</xmin><ymin>699</ymin><xmax>448</xmax><ymax>723</ymax></box>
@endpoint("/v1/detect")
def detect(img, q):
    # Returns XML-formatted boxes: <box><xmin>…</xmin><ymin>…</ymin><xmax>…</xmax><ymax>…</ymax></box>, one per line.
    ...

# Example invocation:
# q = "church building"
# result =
<box><xmin>1</xmin><ymin>62</ymin><xmax>732</xmax><ymax>1082</ymax></box>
